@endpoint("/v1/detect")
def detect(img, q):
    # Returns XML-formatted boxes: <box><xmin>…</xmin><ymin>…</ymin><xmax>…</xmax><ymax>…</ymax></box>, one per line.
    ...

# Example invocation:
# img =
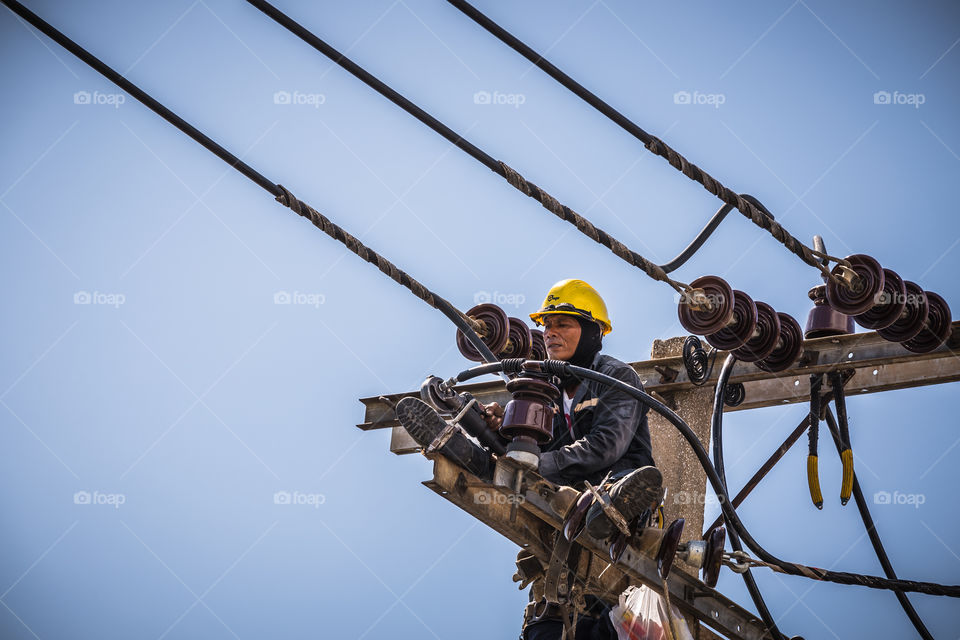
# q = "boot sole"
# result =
<box><xmin>612</xmin><ymin>466</ymin><xmax>664</xmax><ymax>518</ymax></box>
<box><xmin>396</xmin><ymin>397</ymin><xmax>494</xmax><ymax>480</ymax></box>
<box><xmin>396</xmin><ymin>397</ymin><xmax>448</xmax><ymax>447</ymax></box>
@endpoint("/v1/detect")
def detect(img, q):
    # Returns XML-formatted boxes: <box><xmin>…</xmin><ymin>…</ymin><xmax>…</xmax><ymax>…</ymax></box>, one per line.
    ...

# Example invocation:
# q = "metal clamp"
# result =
<box><xmin>426</xmin><ymin>421</ymin><xmax>460</xmax><ymax>455</ymax></box>
<box><xmin>584</xmin><ymin>481</ymin><xmax>631</xmax><ymax>537</ymax></box>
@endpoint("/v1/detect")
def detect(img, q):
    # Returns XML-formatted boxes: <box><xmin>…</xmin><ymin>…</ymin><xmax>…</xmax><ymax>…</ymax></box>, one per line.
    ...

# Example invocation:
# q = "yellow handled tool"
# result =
<box><xmin>830</xmin><ymin>371</ymin><xmax>854</xmax><ymax>505</ymax></box>
<box><xmin>807</xmin><ymin>373</ymin><xmax>824</xmax><ymax>509</ymax></box>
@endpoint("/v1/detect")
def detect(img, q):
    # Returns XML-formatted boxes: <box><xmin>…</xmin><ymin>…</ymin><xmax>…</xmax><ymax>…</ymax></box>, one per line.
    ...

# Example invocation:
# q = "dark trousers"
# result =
<box><xmin>522</xmin><ymin>615</ymin><xmax>617</xmax><ymax>640</ymax></box>
<box><xmin>521</xmin><ymin>470</ymin><xmax>634</xmax><ymax>640</ymax></box>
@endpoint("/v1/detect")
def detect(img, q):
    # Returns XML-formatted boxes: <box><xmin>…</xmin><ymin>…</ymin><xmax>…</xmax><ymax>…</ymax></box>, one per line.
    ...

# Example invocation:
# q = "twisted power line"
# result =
<box><xmin>0</xmin><ymin>0</ymin><xmax>498</xmax><ymax>363</ymax></box>
<box><xmin>446</xmin><ymin>0</ymin><xmax>847</xmax><ymax>284</ymax></box>
<box><xmin>247</xmin><ymin>0</ymin><xmax>700</xmax><ymax>299</ymax></box>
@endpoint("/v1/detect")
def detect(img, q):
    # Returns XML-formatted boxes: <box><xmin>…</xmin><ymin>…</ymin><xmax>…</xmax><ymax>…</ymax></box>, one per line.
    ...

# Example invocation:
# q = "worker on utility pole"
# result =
<box><xmin>397</xmin><ymin>279</ymin><xmax>662</xmax><ymax>640</ymax></box>
<box><xmin>492</xmin><ymin>279</ymin><xmax>662</xmax><ymax>639</ymax></box>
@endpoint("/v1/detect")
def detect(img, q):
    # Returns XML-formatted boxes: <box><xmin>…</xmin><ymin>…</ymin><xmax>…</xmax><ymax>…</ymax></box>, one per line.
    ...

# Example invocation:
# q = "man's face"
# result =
<box><xmin>543</xmin><ymin>314</ymin><xmax>581</xmax><ymax>361</ymax></box>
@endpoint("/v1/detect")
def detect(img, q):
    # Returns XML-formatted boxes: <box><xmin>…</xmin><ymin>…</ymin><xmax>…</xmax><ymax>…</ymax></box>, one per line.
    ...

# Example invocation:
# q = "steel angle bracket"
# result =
<box><xmin>422</xmin><ymin>454</ymin><xmax>777</xmax><ymax>640</ymax></box>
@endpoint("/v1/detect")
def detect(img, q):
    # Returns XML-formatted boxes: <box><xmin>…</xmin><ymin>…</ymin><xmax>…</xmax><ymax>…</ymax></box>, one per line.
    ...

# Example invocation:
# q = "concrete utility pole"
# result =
<box><xmin>357</xmin><ymin>322</ymin><xmax>960</xmax><ymax>639</ymax></box>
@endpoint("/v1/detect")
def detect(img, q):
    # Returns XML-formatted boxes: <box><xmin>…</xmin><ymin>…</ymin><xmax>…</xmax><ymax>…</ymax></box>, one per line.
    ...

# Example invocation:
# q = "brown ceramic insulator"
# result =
<box><xmin>455</xmin><ymin>303</ymin><xmax>509</xmax><ymax>361</ymax></box>
<box><xmin>825</xmin><ymin>254</ymin><xmax>885</xmax><ymax>316</ymax></box>
<box><xmin>678</xmin><ymin>275</ymin><xmax>735</xmax><ymax>335</ymax></box>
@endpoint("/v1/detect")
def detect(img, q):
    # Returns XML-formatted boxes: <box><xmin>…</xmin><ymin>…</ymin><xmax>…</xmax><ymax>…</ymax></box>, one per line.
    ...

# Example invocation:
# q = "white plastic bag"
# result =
<box><xmin>608</xmin><ymin>584</ymin><xmax>694</xmax><ymax>640</ymax></box>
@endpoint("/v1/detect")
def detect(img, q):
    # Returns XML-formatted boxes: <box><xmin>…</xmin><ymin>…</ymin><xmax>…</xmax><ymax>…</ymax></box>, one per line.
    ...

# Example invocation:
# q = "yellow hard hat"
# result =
<box><xmin>530</xmin><ymin>279</ymin><xmax>612</xmax><ymax>335</ymax></box>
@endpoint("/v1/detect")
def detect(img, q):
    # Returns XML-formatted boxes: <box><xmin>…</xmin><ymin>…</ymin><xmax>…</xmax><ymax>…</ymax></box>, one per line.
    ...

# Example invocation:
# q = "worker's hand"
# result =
<box><xmin>480</xmin><ymin>401</ymin><xmax>504</xmax><ymax>432</ymax></box>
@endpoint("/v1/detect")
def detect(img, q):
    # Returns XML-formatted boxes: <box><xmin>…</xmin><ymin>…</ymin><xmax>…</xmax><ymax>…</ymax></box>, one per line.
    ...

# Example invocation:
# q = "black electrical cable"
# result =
<box><xmin>445</xmin><ymin>0</ymin><xmax>842</xmax><ymax>285</ymax></box>
<box><xmin>807</xmin><ymin>373</ymin><xmax>824</xmax><ymax>510</ymax></box>
<box><xmin>823</xmin><ymin>408</ymin><xmax>934</xmax><ymax>640</ymax></box>
<box><xmin>681</xmin><ymin>336</ymin><xmax>717</xmax><ymax>386</ymax></box>
<box><xmin>723</xmin><ymin>382</ymin><xmax>746</xmax><ymax>408</ymax></box>
<box><xmin>708</xmin><ymin>359</ymin><xmax>960</xmax><ymax>598</ymax></box>
<box><xmin>246</xmin><ymin>0</ymin><xmax>698</xmax><ymax>297</ymax></box>
<box><xmin>660</xmin><ymin>195</ymin><xmax>775</xmax><ymax>274</ymax></box>
<box><xmin>829</xmin><ymin>370</ymin><xmax>855</xmax><ymax>505</ymax></box>
<box><xmin>711</xmin><ymin>356</ymin><xmax>736</xmax><ymax>491</ymax></box>
<box><xmin>14</xmin><ymin>0</ymin><xmax>953</xmax><ymax>604</ymax></box>
<box><xmin>0</xmin><ymin>0</ymin><xmax>507</xmax><ymax>368</ymax></box>
<box><xmin>711</xmin><ymin>355</ymin><xmax>787</xmax><ymax>640</ymax></box>
<box><xmin>452</xmin><ymin>359</ymin><xmax>960</xmax><ymax>598</ymax></box>
<box><xmin>660</xmin><ymin>202</ymin><xmax>735</xmax><ymax>274</ymax></box>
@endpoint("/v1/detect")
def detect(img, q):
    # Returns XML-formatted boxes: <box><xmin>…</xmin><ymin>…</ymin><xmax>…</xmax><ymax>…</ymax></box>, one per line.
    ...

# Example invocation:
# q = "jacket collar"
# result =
<box><xmin>568</xmin><ymin>352</ymin><xmax>602</xmax><ymax>408</ymax></box>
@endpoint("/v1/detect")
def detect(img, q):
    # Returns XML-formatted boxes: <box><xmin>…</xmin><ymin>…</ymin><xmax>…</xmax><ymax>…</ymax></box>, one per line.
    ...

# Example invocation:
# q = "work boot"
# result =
<box><xmin>584</xmin><ymin>466</ymin><xmax>663</xmax><ymax>539</ymax></box>
<box><xmin>396</xmin><ymin>397</ymin><xmax>494</xmax><ymax>480</ymax></box>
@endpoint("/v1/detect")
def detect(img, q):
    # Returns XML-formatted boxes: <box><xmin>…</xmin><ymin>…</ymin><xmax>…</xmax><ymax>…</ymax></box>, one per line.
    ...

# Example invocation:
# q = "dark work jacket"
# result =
<box><xmin>537</xmin><ymin>353</ymin><xmax>655</xmax><ymax>487</ymax></box>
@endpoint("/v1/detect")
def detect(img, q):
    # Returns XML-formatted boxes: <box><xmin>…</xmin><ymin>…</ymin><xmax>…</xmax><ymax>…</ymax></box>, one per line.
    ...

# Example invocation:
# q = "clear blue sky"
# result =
<box><xmin>1</xmin><ymin>1</ymin><xmax>959</xmax><ymax>638</ymax></box>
